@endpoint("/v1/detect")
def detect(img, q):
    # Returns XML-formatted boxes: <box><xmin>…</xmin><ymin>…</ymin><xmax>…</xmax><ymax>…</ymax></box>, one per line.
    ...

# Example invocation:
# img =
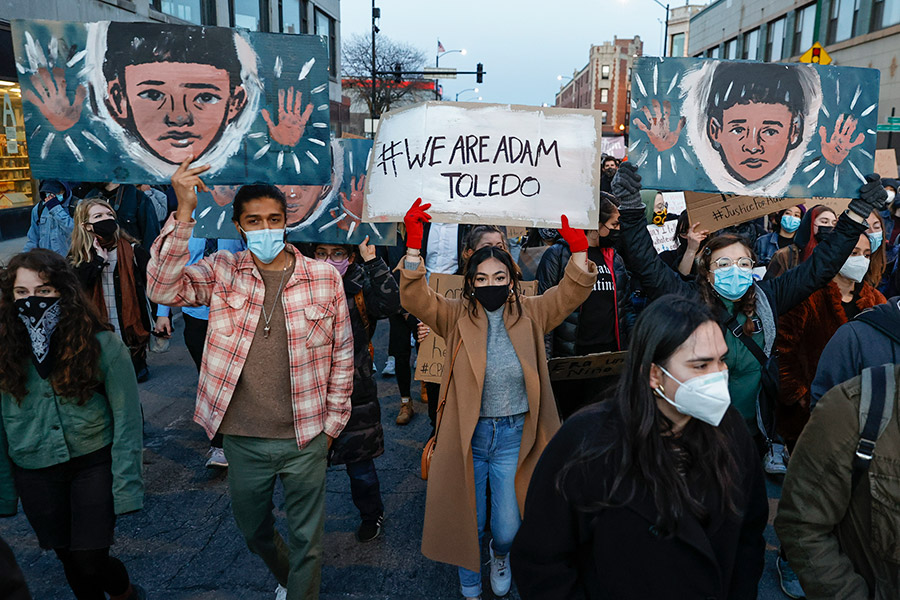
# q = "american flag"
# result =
<box><xmin>437</xmin><ymin>40</ymin><xmax>445</xmax><ymax>53</ymax></box>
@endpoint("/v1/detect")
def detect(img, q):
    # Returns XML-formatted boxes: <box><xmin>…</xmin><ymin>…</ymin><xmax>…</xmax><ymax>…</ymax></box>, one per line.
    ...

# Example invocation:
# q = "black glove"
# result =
<box><xmin>848</xmin><ymin>173</ymin><xmax>888</xmax><ymax>219</ymax></box>
<box><xmin>611</xmin><ymin>162</ymin><xmax>644</xmax><ymax>210</ymax></box>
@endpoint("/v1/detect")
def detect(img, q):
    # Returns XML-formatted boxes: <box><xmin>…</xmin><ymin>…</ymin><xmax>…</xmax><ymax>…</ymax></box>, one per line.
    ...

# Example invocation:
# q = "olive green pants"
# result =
<box><xmin>223</xmin><ymin>434</ymin><xmax>327</xmax><ymax>600</ymax></box>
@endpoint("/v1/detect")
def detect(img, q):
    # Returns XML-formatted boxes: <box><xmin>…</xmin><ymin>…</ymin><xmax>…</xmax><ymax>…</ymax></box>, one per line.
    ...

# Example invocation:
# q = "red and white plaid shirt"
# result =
<box><xmin>147</xmin><ymin>217</ymin><xmax>353</xmax><ymax>448</ymax></box>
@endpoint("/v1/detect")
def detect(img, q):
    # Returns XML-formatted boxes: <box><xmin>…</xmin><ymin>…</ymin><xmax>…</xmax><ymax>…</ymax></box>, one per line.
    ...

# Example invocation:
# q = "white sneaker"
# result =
<box><xmin>274</xmin><ymin>584</ymin><xmax>287</xmax><ymax>600</ymax></box>
<box><xmin>489</xmin><ymin>541</ymin><xmax>512</xmax><ymax>596</ymax></box>
<box><xmin>381</xmin><ymin>356</ymin><xmax>396</xmax><ymax>376</ymax></box>
<box><xmin>205</xmin><ymin>447</ymin><xmax>228</xmax><ymax>469</ymax></box>
<box><xmin>764</xmin><ymin>443</ymin><xmax>787</xmax><ymax>475</ymax></box>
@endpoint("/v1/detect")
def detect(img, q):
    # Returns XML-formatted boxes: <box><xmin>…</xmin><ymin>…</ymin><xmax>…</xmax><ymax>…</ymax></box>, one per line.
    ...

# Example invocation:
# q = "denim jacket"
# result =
<box><xmin>22</xmin><ymin>197</ymin><xmax>75</xmax><ymax>257</ymax></box>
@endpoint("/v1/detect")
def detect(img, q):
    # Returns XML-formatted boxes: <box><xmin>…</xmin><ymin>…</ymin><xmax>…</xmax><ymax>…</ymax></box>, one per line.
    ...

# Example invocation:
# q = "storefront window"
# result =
<box><xmin>0</xmin><ymin>81</ymin><xmax>35</xmax><ymax>212</ymax></box>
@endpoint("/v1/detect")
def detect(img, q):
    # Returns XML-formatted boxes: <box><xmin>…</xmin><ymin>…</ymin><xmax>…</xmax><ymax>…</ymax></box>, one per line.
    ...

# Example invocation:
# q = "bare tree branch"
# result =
<box><xmin>342</xmin><ymin>33</ymin><xmax>430</xmax><ymax>117</ymax></box>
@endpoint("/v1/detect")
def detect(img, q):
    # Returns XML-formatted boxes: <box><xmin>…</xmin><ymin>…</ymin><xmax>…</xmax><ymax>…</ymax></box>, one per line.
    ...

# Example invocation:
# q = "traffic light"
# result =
<box><xmin>394</xmin><ymin>63</ymin><xmax>402</xmax><ymax>83</ymax></box>
<box><xmin>476</xmin><ymin>63</ymin><xmax>484</xmax><ymax>84</ymax></box>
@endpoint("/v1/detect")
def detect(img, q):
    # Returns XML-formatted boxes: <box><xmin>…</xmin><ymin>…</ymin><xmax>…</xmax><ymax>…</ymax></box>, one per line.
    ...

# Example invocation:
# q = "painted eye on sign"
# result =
<box><xmin>11</xmin><ymin>19</ymin><xmax>332</xmax><ymax>184</ymax></box>
<box><xmin>628</xmin><ymin>57</ymin><xmax>880</xmax><ymax>199</ymax></box>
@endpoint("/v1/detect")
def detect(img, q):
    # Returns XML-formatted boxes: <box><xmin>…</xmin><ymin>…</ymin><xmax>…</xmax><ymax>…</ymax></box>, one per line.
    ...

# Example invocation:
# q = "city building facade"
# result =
<box><xmin>686</xmin><ymin>0</ymin><xmax>900</xmax><ymax>152</ymax></box>
<box><xmin>666</xmin><ymin>3</ymin><xmax>707</xmax><ymax>57</ymax></box>
<box><xmin>555</xmin><ymin>36</ymin><xmax>643</xmax><ymax>138</ymax></box>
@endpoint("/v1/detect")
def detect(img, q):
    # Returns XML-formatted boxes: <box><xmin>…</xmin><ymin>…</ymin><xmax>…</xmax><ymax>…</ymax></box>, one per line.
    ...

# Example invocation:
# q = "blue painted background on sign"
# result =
<box><xmin>194</xmin><ymin>138</ymin><xmax>396</xmax><ymax>245</ymax></box>
<box><xmin>11</xmin><ymin>19</ymin><xmax>331</xmax><ymax>185</ymax></box>
<box><xmin>628</xmin><ymin>57</ymin><xmax>879</xmax><ymax>199</ymax></box>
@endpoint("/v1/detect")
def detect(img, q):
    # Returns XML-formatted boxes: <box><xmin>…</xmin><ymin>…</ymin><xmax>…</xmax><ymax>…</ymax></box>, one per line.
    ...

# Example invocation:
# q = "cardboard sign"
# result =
<box><xmin>875</xmin><ymin>148</ymin><xmax>899</xmax><ymax>179</ymax></box>
<box><xmin>363</xmin><ymin>101</ymin><xmax>603</xmax><ymax>229</ymax></box>
<box><xmin>548</xmin><ymin>351</ymin><xmax>628</xmax><ymax>381</ymax></box>
<box><xmin>415</xmin><ymin>274</ymin><xmax>538</xmax><ymax>384</ymax></box>
<box><xmin>629</xmin><ymin>57</ymin><xmax>879</xmax><ymax>199</ymax></box>
<box><xmin>193</xmin><ymin>139</ymin><xmax>396</xmax><ymax>245</ymax></box>
<box><xmin>685</xmin><ymin>192</ymin><xmax>852</xmax><ymax>232</ymax></box>
<box><xmin>12</xmin><ymin>19</ymin><xmax>331</xmax><ymax>184</ymax></box>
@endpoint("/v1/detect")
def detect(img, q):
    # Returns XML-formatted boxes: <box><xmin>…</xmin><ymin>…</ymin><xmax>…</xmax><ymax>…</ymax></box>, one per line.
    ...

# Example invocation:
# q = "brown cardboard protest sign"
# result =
<box><xmin>548</xmin><ymin>351</ymin><xmax>628</xmax><ymax>381</ymax></box>
<box><xmin>415</xmin><ymin>275</ymin><xmax>537</xmax><ymax>384</ymax></box>
<box><xmin>875</xmin><ymin>149</ymin><xmax>899</xmax><ymax>179</ymax></box>
<box><xmin>685</xmin><ymin>192</ymin><xmax>802</xmax><ymax>232</ymax></box>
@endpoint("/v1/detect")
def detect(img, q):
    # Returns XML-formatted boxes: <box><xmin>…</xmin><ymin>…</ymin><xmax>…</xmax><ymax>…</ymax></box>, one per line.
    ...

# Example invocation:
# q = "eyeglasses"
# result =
<box><xmin>314</xmin><ymin>248</ymin><xmax>349</xmax><ymax>261</ymax></box>
<box><xmin>712</xmin><ymin>257</ymin><xmax>754</xmax><ymax>270</ymax></box>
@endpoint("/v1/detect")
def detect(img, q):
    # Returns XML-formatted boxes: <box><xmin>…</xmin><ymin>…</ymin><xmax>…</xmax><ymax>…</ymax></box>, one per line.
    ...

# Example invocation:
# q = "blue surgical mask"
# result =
<box><xmin>780</xmin><ymin>214</ymin><xmax>801</xmax><ymax>233</ymax></box>
<box><xmin>712</xmin><ymin>265</ymin><xmax>754</xmax><ymax>301</ymax></box>
<box><xmin>241</xmin><ymin>228</ymin><xmax>285</xmax><ymax>264</ymax></box>
<box><xmin>868</xmin><ymin>231</ymin><xmax>883</xmax><ymax>253</ymax></box>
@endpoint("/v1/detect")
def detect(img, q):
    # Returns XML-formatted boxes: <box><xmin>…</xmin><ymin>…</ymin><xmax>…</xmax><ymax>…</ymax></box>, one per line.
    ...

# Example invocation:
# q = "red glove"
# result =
<box><xmin>559</xmin><ymin>215</ymin><xmax>588</xmax><ymax>253</ymax></box>
<box><xmin>404</xmin><ymin>198</ymin><xmax>432</xmax><ymax>250</ymax></box>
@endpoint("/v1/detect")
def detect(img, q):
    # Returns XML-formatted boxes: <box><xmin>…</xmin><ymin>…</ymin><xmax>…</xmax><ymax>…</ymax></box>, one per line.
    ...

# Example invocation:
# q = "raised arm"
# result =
<box><xmin>146</xmin><ymin>157</ymin><xmax>218</xmax><ymax>307</ymax></box>
<box><xmin>397</xmin><ymin>199</ymin><xmax>462</xmax><ymax>338</ymax></box>
<box><xmin>527</xmin><ymin>216</ymin><xmax>596</xmax><ymax>333</ymax></box>
<box><xmin>612</xmin><ymin>163</ymin><xmax>695</xmax><ymax>300</ymax></box>
<box><xmin>760</xmin><ymin>175</ymin><xmax>885</xmax><ymax>315</ymax></box>
<box><xmin>359</xmin><ymin>236</ymin><xmax>401</xmax><ymax>320</ymax></box>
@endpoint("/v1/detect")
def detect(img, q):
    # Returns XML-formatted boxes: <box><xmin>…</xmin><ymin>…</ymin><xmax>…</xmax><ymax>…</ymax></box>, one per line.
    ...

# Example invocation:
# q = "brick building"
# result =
<box><xmin>554</xmin><ymin>36</ymin><xmax>643</xmax><ymax>137</ymax></box>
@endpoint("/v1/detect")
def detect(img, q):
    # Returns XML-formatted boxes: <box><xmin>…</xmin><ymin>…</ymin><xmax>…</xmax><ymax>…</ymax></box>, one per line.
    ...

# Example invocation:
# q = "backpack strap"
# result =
<box><xmin>852</xmin><ymin>364</ymin><xmax>896</xmax><ymax>491</ymax></box>
<box><xmin>721</xmin><ymin>310</ymin><xmax>768</xmax><ymax>366</ymax></box>
<box><xmin>854</xmin><ymin>308</ymin><xmax>900</xmax><ymax>347</ymax></box>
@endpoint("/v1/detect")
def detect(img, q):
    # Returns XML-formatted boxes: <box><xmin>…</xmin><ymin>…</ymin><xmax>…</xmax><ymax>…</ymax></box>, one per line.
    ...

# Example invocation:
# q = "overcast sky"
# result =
<box><xmin>340</xmin><ymin>0</ymin><xmax>673</xmax><ymax>107</ymax></box>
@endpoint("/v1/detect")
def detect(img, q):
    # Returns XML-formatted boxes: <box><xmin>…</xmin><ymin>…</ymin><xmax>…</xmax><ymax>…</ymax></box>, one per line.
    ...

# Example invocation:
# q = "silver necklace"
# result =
<box><xmin>260</xmin><ymin>255</ymin><xmax>292</xmax><ymax>339</ymax></box>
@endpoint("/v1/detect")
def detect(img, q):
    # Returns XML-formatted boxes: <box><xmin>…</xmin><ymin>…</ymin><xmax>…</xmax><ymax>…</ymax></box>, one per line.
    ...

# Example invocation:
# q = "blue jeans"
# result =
<box><xmin>458</xmin><ymin>414</ymin><xmax>525</xmax><ymax>597</ymax></box>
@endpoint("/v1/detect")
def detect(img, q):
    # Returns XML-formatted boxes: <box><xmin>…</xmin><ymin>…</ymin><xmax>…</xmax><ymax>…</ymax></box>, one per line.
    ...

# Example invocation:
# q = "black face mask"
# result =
<box><xmin>90</xmin><ymin>218</ymin><xmax>118</xmax><ymax>242</ymax></box>
<box><xmin>597</xmin><ymin>229</ymin><xmax>621</xmax><ymax>248</ymax></box>
<box><xmin>814</xmin><ymin>225</ymin><xmax>834</xmax><ymax>243</ymax></box>
<box><xmin>472</xmin><ymin>285</ymin><xmax>509</xmax><ymax>312</ymax></box>
<box><xmin>16</xmin><ymin>296</ymin><xmax>61</xmax><ymax>379</ymax></box>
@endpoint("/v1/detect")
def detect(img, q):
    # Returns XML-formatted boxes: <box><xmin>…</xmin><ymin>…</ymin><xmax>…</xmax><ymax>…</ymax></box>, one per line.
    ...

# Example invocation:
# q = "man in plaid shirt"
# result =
<box><xmin>147</xmin><ymin>158</ymin><xmax>353</xmax><ymax>600</ymax></box>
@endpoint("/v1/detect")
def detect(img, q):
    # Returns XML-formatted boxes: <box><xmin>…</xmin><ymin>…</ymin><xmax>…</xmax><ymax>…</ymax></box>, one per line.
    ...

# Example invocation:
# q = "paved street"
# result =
<box><xmin>1</xmin><ymin>315</ymin><xmax>788</xmax><ymax>599</ymax></box>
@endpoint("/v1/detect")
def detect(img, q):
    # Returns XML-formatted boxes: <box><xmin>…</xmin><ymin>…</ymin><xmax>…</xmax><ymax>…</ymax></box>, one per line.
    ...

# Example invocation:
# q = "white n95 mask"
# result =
<box><xmin>655</xmin><ymin>366</ymin><xmax>731</xmax><ymax>427</ymax></box>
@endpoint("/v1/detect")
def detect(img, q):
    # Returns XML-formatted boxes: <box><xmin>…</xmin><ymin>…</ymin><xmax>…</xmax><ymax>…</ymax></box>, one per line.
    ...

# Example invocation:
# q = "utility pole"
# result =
<box><xmin>370</xmin><ymin>1</ymin><xmax>379</xmax><ymax>136</ymax></box>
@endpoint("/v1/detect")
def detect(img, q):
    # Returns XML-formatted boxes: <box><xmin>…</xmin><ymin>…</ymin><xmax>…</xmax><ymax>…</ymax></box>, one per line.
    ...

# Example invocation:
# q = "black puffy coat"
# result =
<box><xmin>511</xmin><ymin>402</ymin><xmax>768</xmax><ymax>600</ymax></box>
<box><xmin>536</xmin><ymin>240</ymin><xmax>632</xmax><ymax>357</ymax></box>
<box><xmin>329</xmin><ymin>257</ymin><xmax>401</xmax><ymax>466</ymax></box>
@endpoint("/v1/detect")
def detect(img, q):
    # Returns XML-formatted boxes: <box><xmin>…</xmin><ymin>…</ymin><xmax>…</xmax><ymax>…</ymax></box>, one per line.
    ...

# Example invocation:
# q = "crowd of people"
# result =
<box><xmin>0</xmin><ymin>154</ymin><xmax>899</xmax><ymax>600</ymax></box>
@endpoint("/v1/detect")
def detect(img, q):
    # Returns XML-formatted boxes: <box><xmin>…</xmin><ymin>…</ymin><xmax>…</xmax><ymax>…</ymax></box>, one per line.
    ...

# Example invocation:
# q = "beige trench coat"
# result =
<box><xmin>399</xmin><ymin>257</ymin><xmax>597</xmax><ymax>572</ymax></box>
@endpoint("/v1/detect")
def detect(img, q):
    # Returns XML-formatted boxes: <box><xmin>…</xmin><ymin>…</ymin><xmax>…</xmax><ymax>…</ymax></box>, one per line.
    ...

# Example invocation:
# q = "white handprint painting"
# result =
<box><xmin>11</xmin><ymin>18</ymin><xmax>332</xmax><ymax>184</ymax></box>
<box><xmin>628</xmin><ymin>57</ymin><xmax>880</xmax><ymax>199</ymax></box>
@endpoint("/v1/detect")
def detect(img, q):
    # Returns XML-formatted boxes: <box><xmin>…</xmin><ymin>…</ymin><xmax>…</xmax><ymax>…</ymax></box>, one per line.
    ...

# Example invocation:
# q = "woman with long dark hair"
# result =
<box><xmin>400</xmin><ymin>200</ymin><xmax>597</xmax><ymax>600</ymax></box>
<box><xmin>511</xmin><ymin>295</ymin><xmax>768</xmax><ymax>599</ymax></box>
<box><xmin>754</xmin><ymin>204</ymin><xmax>806</xmax><ymax>267</ymax></box>
<box><xmin>0</xmin><ymin>249</ymin><xmax>144</xmax><ymax>599</ymax></box>
<box><xmin>764</xmin><ymin>204</ymin><xmax>835</xmax><ymax>279</ymax></box>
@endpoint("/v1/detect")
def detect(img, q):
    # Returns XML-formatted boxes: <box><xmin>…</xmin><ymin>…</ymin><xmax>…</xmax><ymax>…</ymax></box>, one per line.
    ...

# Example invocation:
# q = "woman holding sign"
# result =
<box><xmin>610</xmin><ymin>162</ymin><xmax>884</xmax><ymax>457</ymax></box>
<box><xmin>399</xmin><ymin>200</ymin><xmax>597</xmax><ymax>600</ymax></box>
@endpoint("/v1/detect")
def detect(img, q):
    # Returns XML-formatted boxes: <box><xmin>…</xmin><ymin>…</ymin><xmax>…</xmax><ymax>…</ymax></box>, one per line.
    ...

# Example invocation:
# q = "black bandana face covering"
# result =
<box><xmin>16</xmin><ymin>297</ymin><xmax>61</xmax><ymax>379</ymax></box>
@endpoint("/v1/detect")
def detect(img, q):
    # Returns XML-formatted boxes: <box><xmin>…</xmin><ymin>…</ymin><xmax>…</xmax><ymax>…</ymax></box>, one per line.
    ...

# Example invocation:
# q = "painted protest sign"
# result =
<box><xmin>363</xmin><ymin>101</ymin><xmax>603</xmax><ymax>229</ymax></box>
<box><xmin>193</xmin><ymin>139</ymin><xmax>396</xmax><ymax>245</ymax></box>
<box><xmin>601</xmin><ymin>135</ymin><xmax>626</xmax><ymax>159</ymax></box>
<box><xmin>11</xmin><ymin>19</ymin><xmax>331</xmax><ymax>184</ymax></box>
<box><xmin>685</xmin><ymin>191</ymin><xmax>851</xmax><ymax>232</ymax></box>
<box><xmin>548</xmin><ymin>351</ymin><xmax>628</xmax><ymax>381</ymax></box>
<box><xmin>415</xmin><ymin>274</ymin><xmax>537</xmax><ymax>384</ymax></box>
<box><xmin>629</xmin><ymin>57</ymin><xmax>879</xmax><ymax>199</ymax></box>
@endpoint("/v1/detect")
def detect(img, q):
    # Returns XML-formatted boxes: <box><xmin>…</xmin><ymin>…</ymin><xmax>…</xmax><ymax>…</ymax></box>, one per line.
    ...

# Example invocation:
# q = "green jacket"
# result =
<box><xmin>775</xmin><ymin>365</ymin><xmax>900</xmax><ymax>600</ymax></box>
<box><xmin>0</xmin><ymin>331</ymin><xmax>144</xmax><ymax>516</ymax></box>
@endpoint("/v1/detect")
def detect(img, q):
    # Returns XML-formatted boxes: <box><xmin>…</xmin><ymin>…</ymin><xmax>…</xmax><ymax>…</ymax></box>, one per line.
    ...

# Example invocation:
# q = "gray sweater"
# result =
<box><xmin>480</xmin><ymin>307</ymin><xmax>529</xmax><ymax>417</ymax></box>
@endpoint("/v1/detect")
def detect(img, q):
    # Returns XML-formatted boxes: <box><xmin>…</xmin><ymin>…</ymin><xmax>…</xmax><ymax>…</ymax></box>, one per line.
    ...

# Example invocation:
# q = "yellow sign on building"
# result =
<box><xmin>800</xmin><ymin>42</ymin><xmax>832</xmax><ymax>65</ymax></box>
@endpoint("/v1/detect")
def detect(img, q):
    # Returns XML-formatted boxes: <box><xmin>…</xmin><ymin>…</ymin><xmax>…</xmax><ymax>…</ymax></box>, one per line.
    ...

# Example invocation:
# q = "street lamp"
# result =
<box><xmin>435</xmin><ymin>44</ymin><xmax>466</xmax><ymax>100</ymax></box>
<box><xmin>370</xmin><ymin>1</ymin><xmax>380</xmax><ymax>135</ymax></box>
<box><xmin>652</xmin><ymin>0</ymin><xmax>670</xmax><ymax>57</ymax></box>
<box><xmin>454</xmin><ymin>87</ymin><xmax>479</xmax><ymax>101</ymax></box>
